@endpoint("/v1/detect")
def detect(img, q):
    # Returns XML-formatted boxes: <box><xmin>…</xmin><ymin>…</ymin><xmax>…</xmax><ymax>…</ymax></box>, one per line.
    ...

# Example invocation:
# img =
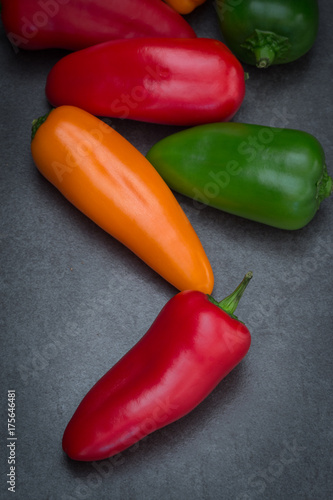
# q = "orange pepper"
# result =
<box><xmin>163</xmin><ymin>0</ymin><xmax>206</xmax><ymax>15</ymax></box>
<box><xmin>31</xmin><ymin>106</ymin><xmax>214</xmax><ymax>293</ymax></box>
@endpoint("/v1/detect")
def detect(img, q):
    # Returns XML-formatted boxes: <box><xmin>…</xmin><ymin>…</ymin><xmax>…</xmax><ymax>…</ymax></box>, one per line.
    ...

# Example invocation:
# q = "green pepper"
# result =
<box><xmin>215</xmin><ymin>0</ymin><xmax>319</xmax><ymax>68</ymax></box>
<box><xmin>146</xmin><ymin>122</ymin><xmax>332</xmax><ymax>230</ymax></box>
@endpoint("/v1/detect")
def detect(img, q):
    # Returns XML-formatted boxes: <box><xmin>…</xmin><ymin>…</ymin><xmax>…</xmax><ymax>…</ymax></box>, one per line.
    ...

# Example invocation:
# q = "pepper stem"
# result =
<box><xmin>253</xmin><ymin>46</ymin><xmax>276</xmax><ymax>68</ymax></box>
<box><xmin>317</xmin><ymin>166</ymin><xmax>333</xmax><ymax>204</ymax></box>
<box><xmin>31</xmin><ymin>110</ymin><xmax>52</xmax><ymax>142</ymax></box>
<box><xmin>208</xmin><ymin>272</ymin><xmax>253</xmax><ymax>321</ymax></box>
<box><xmin>241</xmin><ymin>29</ymin><xmax>290</xmax><ymax>69</ymax></box>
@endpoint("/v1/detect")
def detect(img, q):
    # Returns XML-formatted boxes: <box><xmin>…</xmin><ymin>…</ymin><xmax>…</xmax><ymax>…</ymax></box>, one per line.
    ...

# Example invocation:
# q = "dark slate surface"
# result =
<box><xmin>1</xmin><ymin>1</ymin><xmax>332</xmax><ymax>499</ymax></box>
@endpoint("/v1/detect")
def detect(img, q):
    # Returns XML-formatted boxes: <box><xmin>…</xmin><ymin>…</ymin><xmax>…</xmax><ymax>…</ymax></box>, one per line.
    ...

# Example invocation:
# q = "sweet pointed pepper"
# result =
<box><xmin>45</xmin><ymin>37</ymin><xmax>246</xmax><ymax>126</ymax></box>
<box><xmin>146</xmin><ymin>122</ymin><xmax>332</xmax><ymax>230</ymax></box>
<box><xmin>216</xmin><ymin>0</ymin><xmax>318</xmax><ymax>68</ymax></box>
<box><xmin>30</xmin><ymin>105</ymin><xmax>214</xmax><ymax>293</ymax></box>
<box><xmin>1</xmin><ymin>0</ymin><xmax>196</xmax><ymax>51</ymax></box>
<box><xmin>62</xmin><ymin>272</ymin><xmax>253</xmax><ymax>461</ymax></box>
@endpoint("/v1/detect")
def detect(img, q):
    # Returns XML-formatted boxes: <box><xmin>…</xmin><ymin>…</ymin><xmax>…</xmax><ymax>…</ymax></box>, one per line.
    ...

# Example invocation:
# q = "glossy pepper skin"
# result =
<box><xmin>216</xmin><ymin>0</ymin><xmax>319</xmax><ymax>68</ymax></box>
<box><xmin>45</xmin><ymin>37</ymin><xmax>246</xmax><ymax>126</ymax></box>
<box><xmin>146</xmin><ymin>122</ymin><xmax>332</xmax><ymax>230</ymax></box>
<box><xmin>62</xmin><ymin>272</ymin><xmax>252</xmax><ymax>461</ymax></box>
<box><xmin>1</xmin><ymin>0</ymin><xmax>196</xmax><ymax>51</ymax></box>
<box><xmin>30</xmin><ymin>106</ymin><xmax>214</xmax><ymax>293</ymax></box>
<box><xmin>163</xmin><ymin>0</ymin><xmax>206</xmax><ymax>15</ymax></box>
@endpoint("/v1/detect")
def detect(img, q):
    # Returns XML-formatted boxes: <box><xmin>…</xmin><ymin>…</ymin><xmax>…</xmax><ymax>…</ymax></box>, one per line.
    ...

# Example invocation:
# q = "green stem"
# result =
<box><xmin>31</xmin><ymin>111</ymin><xmax>52</xmax><ymax>142</ymax></box>
<box><xmin>253</xmin><ymin>46</ymin><xmax>276</xmax><ymax>68</ymax></box>
<box><xmin>241</xmin><ymin>29</ymin><xmax>290</xmax><ymax>69</ymax></box>
<box><xmin>208</xmin><ymin>272</ymin><xmax>253</xmax><ymax>321</ymax></box>
<box><xmin>317</xmin><ymin>166</ymin><xmax>333</xmax><ymax>204</ymax></box>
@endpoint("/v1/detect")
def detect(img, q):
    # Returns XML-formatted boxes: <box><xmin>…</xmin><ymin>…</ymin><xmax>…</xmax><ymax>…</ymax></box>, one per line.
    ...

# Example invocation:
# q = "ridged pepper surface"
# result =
<box><xmin>1</xmin><ymin>0</ymin><xmax>196</xmax><ymax>51</ymax></box>
<box><xmin>30</xmin><ymin>105</ymin><xmax>214</xmax><ymax>293</ymax></box>
<box><xmin>63</xmin><ymin>272</ymin><xmax>252</xmax><ymax>461</ymax></box>
<box><xmin>146</xmin><ymin>122</ymin><xmax>332</xmax><ymax>230</ymax></box>
<box><xmin>45</xmin><ymin>37</ymin><xmax>246</xmax><ymax>126</ymax></box>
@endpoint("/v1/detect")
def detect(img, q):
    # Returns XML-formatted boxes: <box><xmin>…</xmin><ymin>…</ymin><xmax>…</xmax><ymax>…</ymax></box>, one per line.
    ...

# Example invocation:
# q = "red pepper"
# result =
<box><xmin>1</xmin><ymin>0</ymin><xmax>196</xmax><ymax>51</ymax></box>
<box><xmin>62</xmin><ymin>272</ymin><xmax>252</xmax><ymax>461</ymax></box>
<box><xmin>45</xmin><ymin>37</ymin><xmax>246</xmax><ymax>126</ymax></box>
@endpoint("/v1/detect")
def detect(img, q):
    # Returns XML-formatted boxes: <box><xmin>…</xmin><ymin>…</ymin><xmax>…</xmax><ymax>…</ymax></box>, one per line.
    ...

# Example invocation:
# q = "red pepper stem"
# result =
<box><xmin>218</xmin><ymin>271</ymin><xmax>253</xmax><ymax>317</ymax></box>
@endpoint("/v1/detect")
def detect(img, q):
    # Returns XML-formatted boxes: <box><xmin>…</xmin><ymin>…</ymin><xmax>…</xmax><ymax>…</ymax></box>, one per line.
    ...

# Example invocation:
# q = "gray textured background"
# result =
<box><xmin>1</xmin><ymin>1</ymin><xmax>332</xmax><ymax>499</ymax></box>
